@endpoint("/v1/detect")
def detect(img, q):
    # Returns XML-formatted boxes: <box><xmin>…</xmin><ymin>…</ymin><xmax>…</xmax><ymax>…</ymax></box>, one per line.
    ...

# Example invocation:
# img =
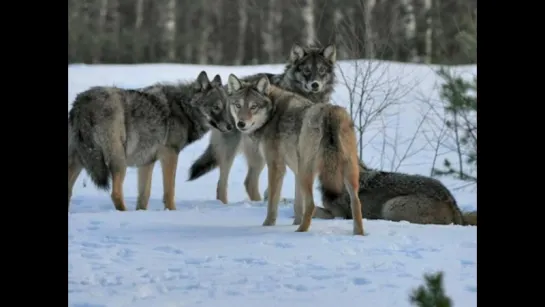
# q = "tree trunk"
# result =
<box><xmin>209</xmin><ymin>0</ymin><xmax>224</xmax><ymax>64</ymax></box>
<box><xmin>92</xmin><ymin>0</ymin><xmax>109</xmax><ymax>64</ymax></box>
<box><xmin>105</xmin><ymin>0</ymin><xmax>120</xmax><ymax>62</ymax></box>
<box><xmin>332</xmin><ymin>3</ymin><xmax>348</xmax><ymax>60</ymax></box>
<box><xmin>198</xmin><ymin>1</ymin><xmax>213</xmax><ymax>64</ymax></box>
<box><xmin>133</xmin><ymin>0</ymin><xmax>144</xmax><ymax>63</ymax></box>
<box><xmin>262</xmin><ymin>0</ymin><xmax>283</xmax><ymax>63</ymax></box>
<box><xmin>402</xmin><ymin>0</ymin><xmax>418</xmax><ymax>62</ymax></box>
<box><xmin>164</xmin><ymin>0</ymin><xmax>177</xmax><ymax>61</ymax></box>
<box><xmin>302</xmin><ymin>0</ymin><xmax>316</xmax><ymax>46</ymax></box>
<box><xmin>234</xmin><ymin>0</ymin><xmax>248</xmax><ymax>65</ymax></box>
<box><xmin>182</xmin><ymin>1</ymin><xmax>197</xmax><ymax>63</ymax></box>
<box><xmin>363</xmin><ymin>0</ymin><xmax>376</xmax><ymax>59</ymax></box>
<box><xmin>424</xmin><ymin>0</ymin><xmax>432</xmax><ymax>64</ymax></box>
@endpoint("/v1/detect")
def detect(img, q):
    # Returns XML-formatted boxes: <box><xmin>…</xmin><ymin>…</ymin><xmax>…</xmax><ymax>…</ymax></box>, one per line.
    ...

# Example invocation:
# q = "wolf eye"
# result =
<box><xmin>235</xmin><ymin>104</ymin><xmax>241</xmax><ymax>109</ymax></box>
<box><xmin>319</xmin><ymin>67</ymin><xmax>326</xmax><ymax>74</ymax></box>
<box><xmin>303</xmin><ymin>69</ymin><xmax>311</xmax><ymax>75</ymax></box>
<box><xmin>250</xmin><ymin>105</ymin><xmax>257</xmax><ymax>110</ymax></box>
<box><xmin>214</xmin><ymin>105</ymin><xmax>221</xmax><ymax>111</ymax></box>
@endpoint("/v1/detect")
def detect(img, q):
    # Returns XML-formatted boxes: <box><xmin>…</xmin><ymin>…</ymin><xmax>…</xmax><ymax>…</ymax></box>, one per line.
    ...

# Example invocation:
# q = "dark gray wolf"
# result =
<box><xmin>188</xmin><ymin>43</ymin><xmax>337</xmax><ymax>205</ymax></box>
<box><xmin>68</xmin><ymin>71</ymin><xmax>232</xmax><ymax>212</ymax></box>
<box><xmin>226</xmin><ymin>73</ymin><xmax>364</xmax><ymax>235</ymax></box>
<box><xmin>314</xmin><ymin>161</ymin><xmax>476</xmax><ymax>225</ymax></box>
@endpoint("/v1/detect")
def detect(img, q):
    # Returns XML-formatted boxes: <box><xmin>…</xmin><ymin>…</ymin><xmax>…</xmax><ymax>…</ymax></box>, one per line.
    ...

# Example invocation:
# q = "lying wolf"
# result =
<box><xmin>314</xmin><ymin>161</ymin><xmax>475</xmax><ymax>225</ymax></box>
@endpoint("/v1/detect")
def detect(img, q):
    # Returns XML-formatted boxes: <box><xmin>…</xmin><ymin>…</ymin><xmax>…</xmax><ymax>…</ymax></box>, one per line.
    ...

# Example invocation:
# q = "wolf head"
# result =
<box><xmin>226</xmin><ymin>74</ymin><xmax>273</xmax><ymax>134</ymax></box>
<box><xmin>191</xmin><ymin>71</ymin><xmax>233</xmax><ymax>133</ymax></box>
<box><xmin>284</xmin><ymin>43</ymin><xmax>336</xmax><ymax>95</ymax></box>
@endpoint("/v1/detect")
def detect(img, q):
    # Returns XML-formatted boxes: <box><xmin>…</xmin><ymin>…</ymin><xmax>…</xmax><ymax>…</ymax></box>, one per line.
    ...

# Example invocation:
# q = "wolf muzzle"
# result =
<box><xmin>209</xmin><ymin>120</ymin><xmax>233</xmax><ymax>133</ymax></box>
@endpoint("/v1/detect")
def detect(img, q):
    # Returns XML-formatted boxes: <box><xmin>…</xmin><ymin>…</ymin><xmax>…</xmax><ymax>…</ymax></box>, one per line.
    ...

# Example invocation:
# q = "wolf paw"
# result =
<box><xmin>353</xmin><ymin>228</ymin><xmax>365</xmax><ymax>236</ymax></box>
<box><xmin>295</xmin><ymin>226</ymin><xmax>309</xmax><ymax>232</ymax></box>
<box><xmin>262</xmin><ymin>219</ymin><xmax>276</xmax><ymax>226</ymax></box>
<box><xmin>292</xmin><ymin>217</ymin><xmax>302</xmax><ymax>225</ymax></box>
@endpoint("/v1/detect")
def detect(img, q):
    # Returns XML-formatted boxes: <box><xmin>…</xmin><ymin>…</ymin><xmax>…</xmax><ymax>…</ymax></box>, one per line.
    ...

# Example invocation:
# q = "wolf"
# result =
<box><xmin>188</xmin><ymin>43</ymin><xmax>337</xmax><ymax>205</ymax></box>
<box><xmin>68</xmin><ymin>71</ymin><xmax>232</xmax><ymax>212</ymax></box>
<box><xmin>313</xmin><ymin>161</ymin><xmax>476</xmax><ymax>226</ymax></box>
<box><xmin>226</xmin><ymin>73</ymin><xmax>364</xmax><ymax>235</ymax></box>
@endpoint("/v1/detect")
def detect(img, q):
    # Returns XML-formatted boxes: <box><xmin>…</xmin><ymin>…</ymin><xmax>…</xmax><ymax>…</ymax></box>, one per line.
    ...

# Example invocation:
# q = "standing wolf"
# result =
<box><xmin>188</xmin><ymin>43</ymin><xmax>337</xmax><ymax>204</ymax></box>
<box><xmin>314</xmin><ymin>161</ymin><xmax>476</xmax><ymax>225</ymax></box>
<box><xmin>226</xmin><ymin>74</ymin><xmax>364</xmax><ymax>235</ymax></box>
<box><xmin>68</xmin><ymin>71</ymin><xmax>232</xmax><ymax>212</ymax></box>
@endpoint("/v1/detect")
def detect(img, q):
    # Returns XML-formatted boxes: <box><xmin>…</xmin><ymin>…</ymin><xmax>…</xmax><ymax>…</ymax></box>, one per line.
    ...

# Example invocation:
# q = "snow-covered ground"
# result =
<box><xmin>68</xmin><ymin>61</ymin><xmax>477</xmax><ymax>307</ymax></box>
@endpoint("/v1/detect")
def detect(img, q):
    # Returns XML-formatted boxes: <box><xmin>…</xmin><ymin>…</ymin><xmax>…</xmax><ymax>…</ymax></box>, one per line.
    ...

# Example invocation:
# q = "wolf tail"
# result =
<box><xmin>69</xmin><ymin>110</ymin><xmax>110</xmax><ymax>190</ymax></box>
<box><xmin>443</xmin><ymin>191</ymin><xmax>467</xmax><ymax>225</ymax></box>
<box><xmin>318</xmin><ymin>106</ymin><xmax>357</xmax><ymax>203</ymax></box>
<box><xmin>188</xmin><ymin>144</ymin><xmax>218</xmax><ymax>181</ymax></box>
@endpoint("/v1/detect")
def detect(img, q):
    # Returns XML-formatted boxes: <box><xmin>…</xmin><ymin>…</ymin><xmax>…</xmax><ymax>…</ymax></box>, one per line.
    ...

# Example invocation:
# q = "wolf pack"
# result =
<box><xmin>68</xmin><ymin>43</ymin><xmax>477</xmax><ymax>237</ymax></box>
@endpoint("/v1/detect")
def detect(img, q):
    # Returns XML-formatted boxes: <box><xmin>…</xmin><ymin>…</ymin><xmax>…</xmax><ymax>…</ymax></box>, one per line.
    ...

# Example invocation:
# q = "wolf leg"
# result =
<box><xmin>262</xmin><ymin>157</ymin><xmax>286</xmax><ymax>226</ymax></box>
<box><xmin>293</xmin><ymin>176</ymin><xmax>303</xmax><ymax>225</ymax></box>
<box><xmin>160</xmin><ymin>148</ymin><xmax>179</xmax><ymax>211</ymax></box>
<box><xmin>313</xmin><ymin>206</ymin><xmax>335</xmax><ymax>219</ymax></box>
<box><xmin>243</xmin><ymin>139</ymin><xmax>265</xmax><ymax>201</ymax></box>
<box><xmin>295</xmin><ymin>170</ymin><xmax>316</xmax><ymax>232</ymax></box>
<box><xmin>344</xmin><ymin>160</ymin><xmax>364</xmax><ymax>235</ymax></box>
<box><xmin>68</xmin><ymin>157</ymin><xmax>83</xmax><ymax>211</ymax></box>
<box><xmin>216</xmin><ymin>135</ymin><xmax>240</xmax><ymax>204</ymax></box>
<box><xmin>136</xmin><ymin>162</ymin><xmax>155</xmax><ymax>210</ymax></box>
<box><xmin>110</xmin><ymin>167</ymin><xmax>127</xmax><ymax>211</ymax></box>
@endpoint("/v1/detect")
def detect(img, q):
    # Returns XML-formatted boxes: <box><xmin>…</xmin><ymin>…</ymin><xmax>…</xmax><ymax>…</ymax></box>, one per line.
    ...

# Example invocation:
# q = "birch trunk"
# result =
<box><xmin>402</xmin><ymin>0</ymin><xmax>418</xmax><ymax>62</ymax></box>
<box><xmin>164</xmin><ymin>0</ymin><xmax>177</xmax><ymax>61</ymax></box>
<box><xmin>234</xmin><ymin>0</ymin><xmax>248</xmax><ymax>65</ymax></box>
<box><xmin>424</xmin><ymin>0</ymin><xmax>432</xmax><ymax>64</ymax></box>
<box><xmin>262</xmin><ymin>0</ymin><xmax>283</xmax><ymax>63</ymax></box>
<box><xmin>363</xmin><ymin>0</ymin><xmax>376</xmax><ymax>59</ymax></box>
<box><xmin>302</xmin><ymin>0</ymin><xmax>316</xmax><ymax>46</ymax></box>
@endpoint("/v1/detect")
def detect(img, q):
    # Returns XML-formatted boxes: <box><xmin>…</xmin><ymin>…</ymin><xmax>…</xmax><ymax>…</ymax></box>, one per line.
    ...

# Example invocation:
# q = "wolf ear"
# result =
<box><xmin>227</xmin><ymin>74</ymin><xmax>242</xmax><ymax>94</ymax></box>
<box><xmin>255</xmin><ymin>76</ymin><xmax>270</xmax><ymax>95</ymax></box>
<box><xmin>211</xmin><ymin>74</ymin><xmax>222</xmax><ymax>87</ymax></box>
<box><xmin>194</xmin><ymin>71</ymin><xmax>211</xmax><ymax>91</ymax></box>
<box><xmin>290</xmin><ymin>43</ymin><xmax>306</xmax><ymax>62</ymax></box>
<box><xmin>322</xmin><ymin>44</ymin><xmax>336</xmax><ymax>63</ymax></box>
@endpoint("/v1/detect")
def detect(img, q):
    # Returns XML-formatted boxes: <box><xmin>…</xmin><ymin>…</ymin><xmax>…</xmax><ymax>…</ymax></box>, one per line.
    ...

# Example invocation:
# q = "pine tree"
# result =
<box><xmin>409</xmin><ymin>272</ymin><xmax>453</xmax><ymax>307</ymax></box>
<box><xmin>432</xmin><ymin>68</ymin><xmax>477</xmax><ymax>183</ymax></box>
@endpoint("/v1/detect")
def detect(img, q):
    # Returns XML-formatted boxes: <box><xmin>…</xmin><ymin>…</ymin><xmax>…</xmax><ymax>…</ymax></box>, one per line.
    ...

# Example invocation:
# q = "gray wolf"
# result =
<box><xmin>226</xmin><ymin>73</ymin><xmax>364</xmax><ymax>235</ymax></box>
<box><xmin>187</xmin><ymin>43</ymin><xmax>337</xmax><ymax>205</ymax></box>
<box><xmin>68</xmin><ymin>71</ymin><xmax>232</xmax><ymax>212</ymax></box>
<box><xmin>314</xmin><ymin>161</ymin><xmax>476</xmax><ymax>226</ymax></box>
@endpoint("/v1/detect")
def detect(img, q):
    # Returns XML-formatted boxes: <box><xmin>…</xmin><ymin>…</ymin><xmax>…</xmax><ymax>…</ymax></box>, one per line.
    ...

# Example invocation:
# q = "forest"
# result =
<box><xmin>68</xmin><ymin>0</ymin><xmax>477</xmax><ymax>65</ymax></box>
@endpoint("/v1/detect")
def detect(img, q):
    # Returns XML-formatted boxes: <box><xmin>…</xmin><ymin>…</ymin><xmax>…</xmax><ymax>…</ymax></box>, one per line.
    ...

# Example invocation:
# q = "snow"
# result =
<box><xmin>68</xmin><ymin>60</ymin><xmax>477</xmax><ymax>307</ymax></box>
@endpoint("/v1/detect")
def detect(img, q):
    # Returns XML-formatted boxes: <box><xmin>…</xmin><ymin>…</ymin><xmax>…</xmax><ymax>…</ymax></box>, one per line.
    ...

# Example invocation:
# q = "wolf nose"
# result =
<box><xmin>237</xmin><ymin>121</ymin><xmax>246</xmax><ymax>129</ymax></box>
<box><xmin>311</xmin><ymin>82</ymin><xmax>319</xmax><ymax>89</ymax></box>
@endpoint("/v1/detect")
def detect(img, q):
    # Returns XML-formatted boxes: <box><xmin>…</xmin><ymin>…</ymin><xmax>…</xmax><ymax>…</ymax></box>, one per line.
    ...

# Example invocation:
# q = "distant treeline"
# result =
<box><xmin>68</xmin><ymin>0</ymin><xmax>477</xmax><ymax>65</ymax></box>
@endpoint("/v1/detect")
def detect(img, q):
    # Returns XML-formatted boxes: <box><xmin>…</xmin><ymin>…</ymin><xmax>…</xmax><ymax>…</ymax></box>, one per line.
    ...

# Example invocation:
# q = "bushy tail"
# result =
<box><xmin>318</xmin><ymin>106</ymin><xmax>356</xmax><ymax>203</ymax></box>
<box><xmin>462</xmin><ymin>210</ymin><xmax>477</xmax><ymax>226</ymax></box>
<box><xmin>188</xmin><ymin>144</ymin><xmax>219</xmax><ymax>181</ymax></box>
<box><xmin>444</xmin><ymin>192</ymin><xmax>467</xmax><ymax>225</ymax></box>
<box><xmin>69</xmin><ymin>111</ymin><xmax>110</xmax><ymax>190</ymax></box>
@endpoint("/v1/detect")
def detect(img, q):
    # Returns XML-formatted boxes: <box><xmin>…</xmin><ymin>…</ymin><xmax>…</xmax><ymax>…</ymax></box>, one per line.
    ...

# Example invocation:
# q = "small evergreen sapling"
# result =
<box><xmin>409</xmin><ymin>271</ymin><xmax>453</xmax><ymax>307</ymax></box>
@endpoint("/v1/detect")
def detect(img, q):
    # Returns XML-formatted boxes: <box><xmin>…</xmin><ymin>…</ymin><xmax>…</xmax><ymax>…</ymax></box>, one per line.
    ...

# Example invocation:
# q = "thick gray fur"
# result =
<box><xmin>68</xmin><ymin>71</ymin><xmax>232</xmax><ymax>211</ymax></box>
<box><xmin>226</xmin><ymin>74</ymin><xmax>364</xmax><ymax>235</ymax></box>
<box><xmin>188</xmin><ymin>43</ymin><xmax>337</xmax><ymax>205</ymax></box>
